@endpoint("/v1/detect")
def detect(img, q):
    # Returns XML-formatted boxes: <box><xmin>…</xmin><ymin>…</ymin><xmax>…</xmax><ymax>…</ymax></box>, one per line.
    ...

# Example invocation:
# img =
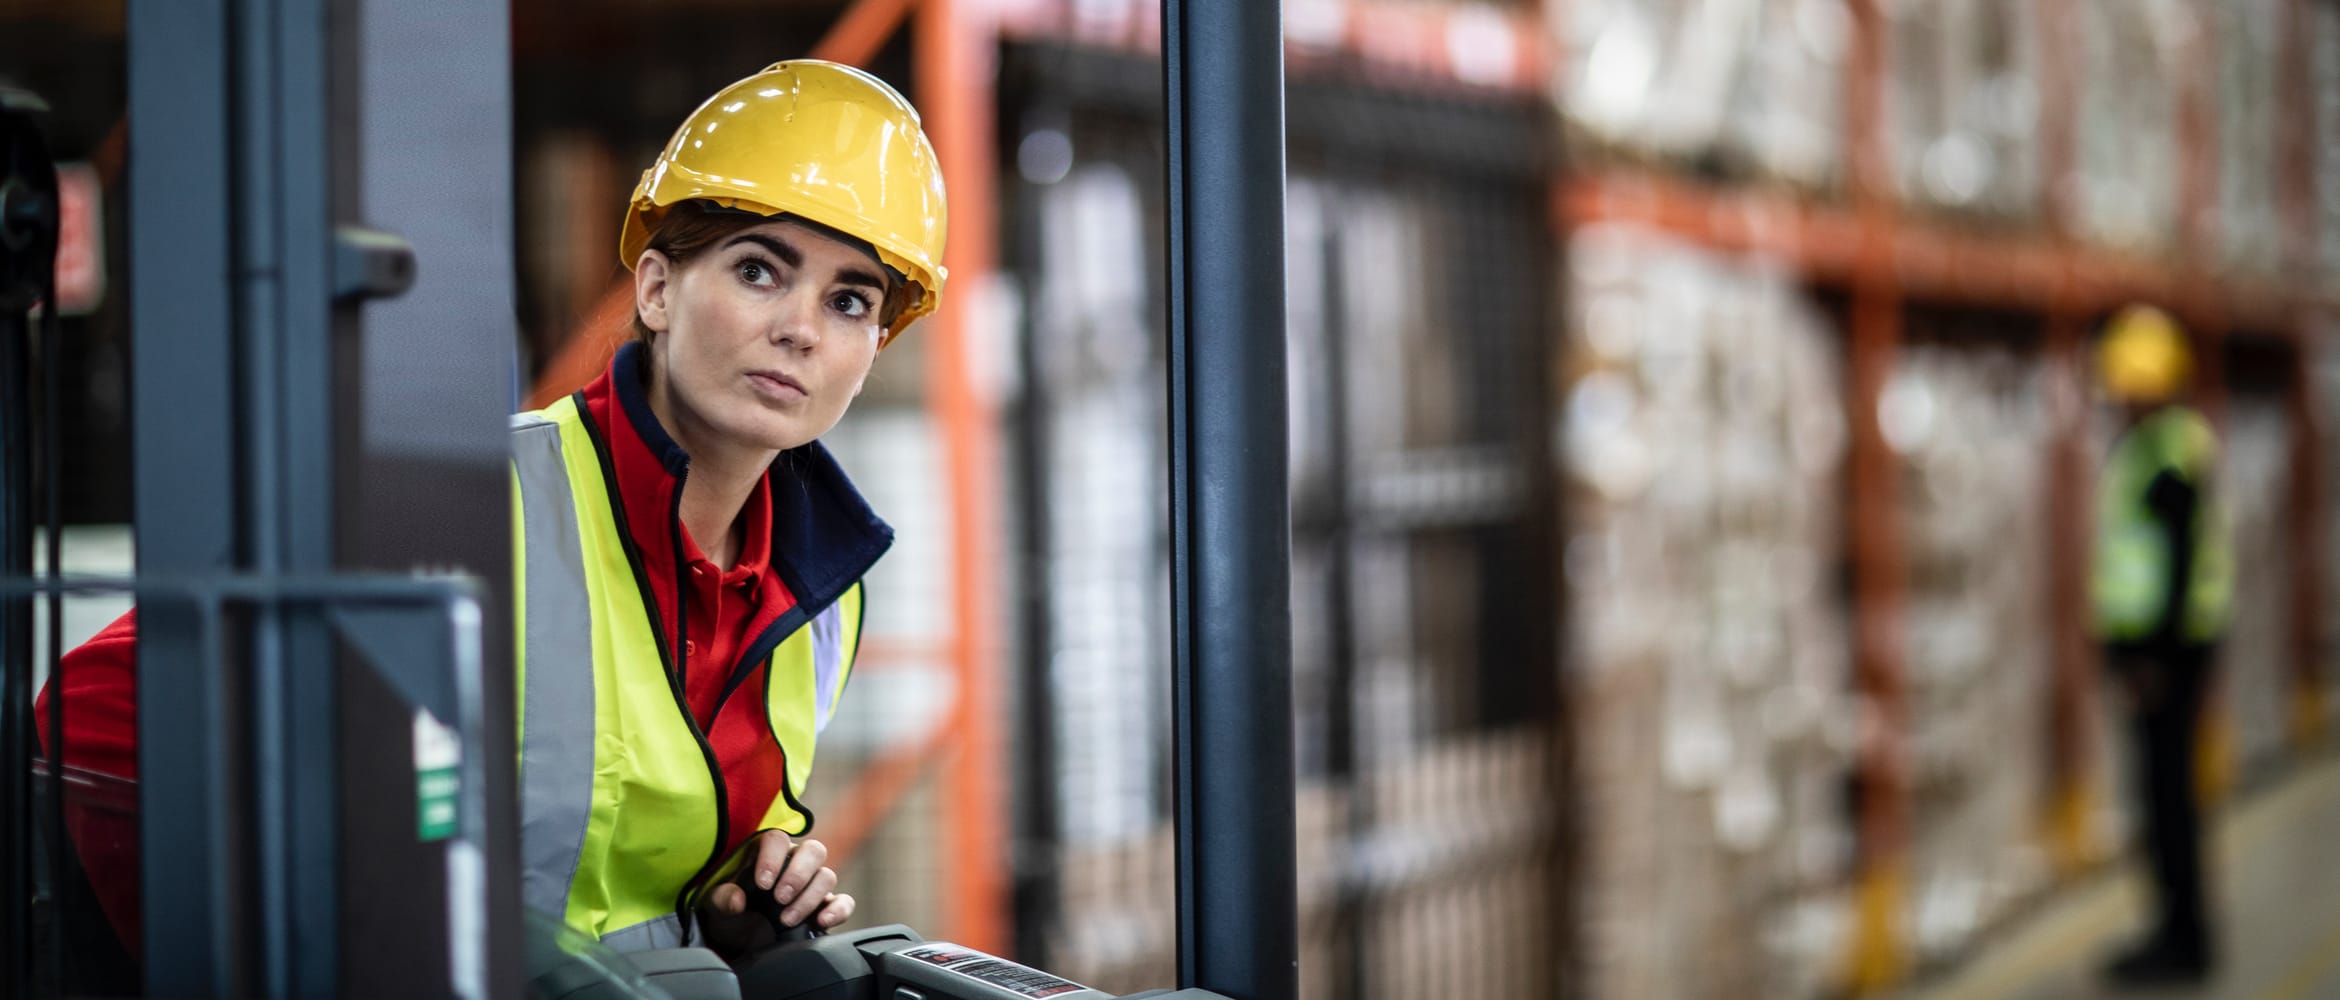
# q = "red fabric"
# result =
<box><xmin>579</xmin><ymin>369</ymin><xmax>801</xmax><ymax>859</ymax></box>
<box><xmin>34</xmin><ymin>607</ymin><xmax>144</xmax><ymax>955</ymax></box>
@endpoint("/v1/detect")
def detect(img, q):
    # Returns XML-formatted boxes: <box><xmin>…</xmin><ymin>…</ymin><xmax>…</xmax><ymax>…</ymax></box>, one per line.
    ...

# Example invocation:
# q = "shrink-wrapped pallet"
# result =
<box><xmin>2317</xmin><ymin>2</ymin><xmax>2340</xmax><ymax>282</ymax></box>
<box><xmin>2073</xmin><ymin>0</ymin><xmax>2188</xmax><ymax>252</ymax></box>
<box><xmin>1883</xmin><ymin>343</ymin><xmax>2055</xmax><ymax>963</ymax></box>
<box><xmin>2213</xmin><ymin>0</ymin><xmax>2284</xmax><ymax>276</ymax></box>
<box><xmin>1552</xmin><ymin>0</ymin><xmax>1847</xmax><ymax>189</ymax></box>
<box><xmin>1565</xmin><ymin>225</ymin><xmax>1854</xmax><ymax>1000</ymax></box>
<box><xmin>2215</xmin><ymin>398</ymin><xmax>2294</xmax><ymax>775</ymax></box>
<box><xmin>1886</xmin><ymin>0</ymin><xmax>2042</xmax><ymax>221</ymax></box>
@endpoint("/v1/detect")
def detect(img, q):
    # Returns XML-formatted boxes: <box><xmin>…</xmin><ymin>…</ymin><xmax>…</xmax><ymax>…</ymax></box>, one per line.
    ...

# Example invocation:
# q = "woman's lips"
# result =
<box><xmin>747</xmin><ymin>370</ymin><xmax>807</xmax><ymax>401</ymax></box>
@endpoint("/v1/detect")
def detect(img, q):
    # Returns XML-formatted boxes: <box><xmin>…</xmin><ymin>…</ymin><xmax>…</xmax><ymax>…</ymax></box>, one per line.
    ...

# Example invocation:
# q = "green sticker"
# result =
<box><xmin>414</xmin><ymin>710</ymin><xmax>462</xmax><ymax>842</ymax></box>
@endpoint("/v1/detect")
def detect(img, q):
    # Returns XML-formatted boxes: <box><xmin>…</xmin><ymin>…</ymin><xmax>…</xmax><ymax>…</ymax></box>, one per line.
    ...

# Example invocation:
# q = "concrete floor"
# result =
<box><xmin>1899</xmin><ymin>750</ymin><xmax>2340</xmax><ymax>1000</ymax></box>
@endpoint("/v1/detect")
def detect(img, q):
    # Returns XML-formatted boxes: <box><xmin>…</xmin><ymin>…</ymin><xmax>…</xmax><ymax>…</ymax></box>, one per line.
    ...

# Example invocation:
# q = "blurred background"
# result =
<box><xmin>4</xmin><ymin>0</ymin><xmax>2339</xmax><ymax>997</ymax></box>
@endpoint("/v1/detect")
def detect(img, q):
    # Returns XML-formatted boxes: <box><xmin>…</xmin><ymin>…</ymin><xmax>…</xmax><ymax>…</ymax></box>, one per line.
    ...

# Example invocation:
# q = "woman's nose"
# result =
<box><xmin>770</xmin><ymin>289</ymin><xmax>824</xmax><ymax>351</ymax></box>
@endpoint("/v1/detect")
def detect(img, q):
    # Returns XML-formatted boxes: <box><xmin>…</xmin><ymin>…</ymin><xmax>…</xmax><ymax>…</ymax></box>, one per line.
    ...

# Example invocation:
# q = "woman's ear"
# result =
<box><xmin>635</xmin><ymin>250</ymin><xmax>675</xmax><ymax>336</ymax></box>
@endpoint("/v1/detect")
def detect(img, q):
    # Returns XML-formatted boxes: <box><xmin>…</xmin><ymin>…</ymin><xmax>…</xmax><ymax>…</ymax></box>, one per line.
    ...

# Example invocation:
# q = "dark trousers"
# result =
<box><xmin>2116</xmin><ymin>642</ymin><xmax>2215</xmax><ymax>960</ymax></box>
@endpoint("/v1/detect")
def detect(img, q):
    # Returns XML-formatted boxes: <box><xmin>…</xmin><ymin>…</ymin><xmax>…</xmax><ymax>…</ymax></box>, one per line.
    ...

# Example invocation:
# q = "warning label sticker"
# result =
<box><xmin>413</xmin><ymin>708</ymin><xmax>461</xmax><ymax>842</ymax></box>
<box><xmin>900</xmin><ymin>944</ymin><xmax>1089</xmax><ymax>998</ymax></box>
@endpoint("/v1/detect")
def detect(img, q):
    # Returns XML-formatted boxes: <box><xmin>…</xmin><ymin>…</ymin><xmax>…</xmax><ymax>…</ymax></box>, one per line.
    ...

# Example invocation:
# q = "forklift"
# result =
<box><xmin>1</xmin><ymin>1</ymin><xmax>1293</xmax><ymax>997</ymax></box>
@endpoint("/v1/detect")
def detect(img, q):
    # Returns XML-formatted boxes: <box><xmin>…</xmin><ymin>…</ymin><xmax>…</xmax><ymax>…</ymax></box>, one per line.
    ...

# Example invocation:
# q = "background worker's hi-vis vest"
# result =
<box><xmin>2091</xmin><ymin>405</ymin><xmax>2234</xmax><ymax>643</ymax></box>
<box><xmin>510</xmin><ymin>394</ymin><xmax>864</xmax><ymax>951</ymax></box>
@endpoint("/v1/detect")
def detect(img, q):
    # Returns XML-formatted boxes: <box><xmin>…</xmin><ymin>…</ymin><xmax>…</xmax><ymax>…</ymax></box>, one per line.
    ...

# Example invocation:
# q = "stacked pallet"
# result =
<box><xmin>1564</xmin><ymin>224</ymin><xmax>1855</xmax><ymax>1000</ymax></box>
<box><xmin>1884</xmin><ymin>341</ymin><xmax>2055</xmax><ymax>964</ymax></box>
<box><xmin>1551</xmin><ymin>0</ymin><xmax>1846</xmax><ymax>188</ymax></box>
<box><xmin>2074</xmin><ymin>0</ymin><xmax>2187</xmax><ymax>252</ymax></box>
<box><xmin>1886</xmin><ymin>0</ymin><xmax>2042</xmax><ymax>222</ymax></box>
<box><xmin>2321</xmin><ymin>2</ymin><xmax>2340</xmax><ymax>281</ymax></box>
<box><xmin>2212</xmin><ymin>0</ymin><xmax>2285</xmax><ymax>275</ymax></box>
<box><xmin>2215</xmin><ymin>398</ymin><xmax>2295</xmax><ymax>777</ymax></box>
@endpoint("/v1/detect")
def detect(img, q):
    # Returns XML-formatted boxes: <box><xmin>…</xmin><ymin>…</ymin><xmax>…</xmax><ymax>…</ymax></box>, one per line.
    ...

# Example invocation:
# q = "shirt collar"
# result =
<box><xmin>587</xmin><ymin>342</ymin><xmax>893</xmax><ymax>615</ymax></box>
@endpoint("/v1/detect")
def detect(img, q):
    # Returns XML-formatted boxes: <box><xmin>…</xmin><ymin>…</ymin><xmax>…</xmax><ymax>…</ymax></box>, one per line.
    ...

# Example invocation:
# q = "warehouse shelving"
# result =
<box><xmin>977</xmin><ymin>1</ymin><xmax>2333</xmax><ymax>993</ymax></box>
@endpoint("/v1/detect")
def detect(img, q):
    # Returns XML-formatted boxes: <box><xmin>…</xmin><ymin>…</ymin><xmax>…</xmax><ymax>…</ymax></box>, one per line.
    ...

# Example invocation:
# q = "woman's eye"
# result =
<box><xmin>832</xmin><ymin>292</ymin><xmax>872</xmax><ymax>318</ymax></box>
<box><xmin>738</xmin><ymin>260</ymin><xmax>773</xmax><ymax>285</ymax></box>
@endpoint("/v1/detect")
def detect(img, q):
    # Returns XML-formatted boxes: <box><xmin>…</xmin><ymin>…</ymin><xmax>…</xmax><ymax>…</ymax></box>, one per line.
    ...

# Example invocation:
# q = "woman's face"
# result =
<box><xmin>636</xmin><ymin>217</ymin><xmax>888</xmax><ymax>457</ymax></box>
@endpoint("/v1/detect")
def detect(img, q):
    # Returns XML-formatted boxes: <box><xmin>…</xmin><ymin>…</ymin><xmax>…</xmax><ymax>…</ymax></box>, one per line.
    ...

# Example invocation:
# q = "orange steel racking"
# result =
<box><xmin>913</xmin><ymin>0</ymin><xmax>1011</xmax><ymax>956</ymax></box>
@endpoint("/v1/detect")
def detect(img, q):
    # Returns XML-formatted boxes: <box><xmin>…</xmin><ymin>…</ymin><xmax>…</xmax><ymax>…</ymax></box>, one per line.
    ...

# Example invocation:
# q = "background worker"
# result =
<box><xmin>2089</xmin><ymin>304</ymin><xmax>2234</xmax><ymax>988</ymax></box>
<box><xmin>35</xmin><ymin>58</ymin><xmax>948</xmax><ymax>964</ymax></box>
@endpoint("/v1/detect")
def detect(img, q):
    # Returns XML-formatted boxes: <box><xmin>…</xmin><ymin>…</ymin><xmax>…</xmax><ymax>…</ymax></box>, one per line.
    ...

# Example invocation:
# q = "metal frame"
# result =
<box><xmin>128</xmin><ymin>3</ymin><xmax>343</xmax><ymax>991</ymax></box>
<box><xmin>122</xmin><ymin>1</ymin><xmax>519</xmax><ymax>995</ymax></box>
<box><xmin>1162</xmin><ymin>2</ymin><xmax>1297</xmax><ymax>997</ymax></box>
<box><xmin>124</xmin><ymin>4</ymin><xmax>241</xmax><ymax>990</ymax></box>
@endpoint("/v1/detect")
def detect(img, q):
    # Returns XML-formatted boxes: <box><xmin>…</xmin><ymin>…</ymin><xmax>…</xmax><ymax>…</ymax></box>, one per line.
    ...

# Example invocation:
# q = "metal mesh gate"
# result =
<box><xmin>1001</xmin><ymin>46</ymin><xmax>1563</xmax><ymax>999</ymax></box>
<box><xmin>996</xmin><ymin>48</ymin><xmax>1563</xmax><ymax>1000</ymax></box>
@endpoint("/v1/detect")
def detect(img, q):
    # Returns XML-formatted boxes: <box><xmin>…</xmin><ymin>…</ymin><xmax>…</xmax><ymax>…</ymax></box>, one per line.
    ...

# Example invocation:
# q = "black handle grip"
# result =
<box><xmin>738</xmin><ymin>862</ymin><xmax>822</xmax><ymax>944</ymax></box>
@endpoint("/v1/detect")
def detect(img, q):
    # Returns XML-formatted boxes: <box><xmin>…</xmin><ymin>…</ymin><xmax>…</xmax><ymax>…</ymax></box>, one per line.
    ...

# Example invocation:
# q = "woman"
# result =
<box><xmin>37</xmin><ymin>58</ymin><xmax>947</xmax><ymax>960</ymax></box>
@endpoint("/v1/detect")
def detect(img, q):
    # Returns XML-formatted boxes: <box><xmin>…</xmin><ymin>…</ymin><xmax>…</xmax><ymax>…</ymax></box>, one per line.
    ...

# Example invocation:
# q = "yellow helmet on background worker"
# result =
<box><xmin>620</xmin><ymin>59</ymin><xmax>948</xmax><ymax>344</ymax></box>
<box><xmin>2096</xmin><ymin>304</ymin><xmax>2192</xmax><ymax>404</ymax></box>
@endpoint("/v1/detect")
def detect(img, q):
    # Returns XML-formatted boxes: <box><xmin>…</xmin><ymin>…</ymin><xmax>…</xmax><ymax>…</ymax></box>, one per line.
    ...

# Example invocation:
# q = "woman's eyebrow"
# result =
<box><xmin>723</xmin><ymin>233</ymin><xmax>803</xmax><ymax>268</ymax></box>
<box><xmin>830</xmin><ymin>265</ymin><xmax>888</xmax><ymax>294</ymax></box>
<box><xmin>722</xmin><ymin>232</ymin><xmax>887</xmax><ymax>292</ymax></box>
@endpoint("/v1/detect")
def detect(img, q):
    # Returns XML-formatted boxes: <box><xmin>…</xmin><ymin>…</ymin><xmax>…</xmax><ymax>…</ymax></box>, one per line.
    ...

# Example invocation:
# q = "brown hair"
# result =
<box><xmin>630</xmin><ymin>200</ymin><xmax>910</xmax><ymax>346</ymax></box>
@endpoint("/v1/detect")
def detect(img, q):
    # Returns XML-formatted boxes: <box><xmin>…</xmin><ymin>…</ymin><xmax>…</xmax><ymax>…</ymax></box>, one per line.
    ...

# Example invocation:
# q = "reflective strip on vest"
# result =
<box><xmin>812</xmin><ymin>602</ymin><xmax>844</xmax><ymax>732</ymax></box>
<box><xmin>510</xmin><ymin>396</ymin><xmax>865</xmax><ymax>951</ymax></box>
<box><xmin>599</xmin><ymin>913</ymin><xmax>688</xmax><ymax>954</ymax></box>
<box><xmin>512</xmin><ymin>412</ymin><xmax>597</xmax><ymax>923</ymax></box>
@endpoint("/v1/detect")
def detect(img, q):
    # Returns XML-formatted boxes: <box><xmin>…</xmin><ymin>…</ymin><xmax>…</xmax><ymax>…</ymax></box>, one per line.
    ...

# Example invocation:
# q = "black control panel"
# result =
<box><xmin>733</xmin><ymin>925</ymin><xmax>1231</xmax><ymax>1000</ymax></box>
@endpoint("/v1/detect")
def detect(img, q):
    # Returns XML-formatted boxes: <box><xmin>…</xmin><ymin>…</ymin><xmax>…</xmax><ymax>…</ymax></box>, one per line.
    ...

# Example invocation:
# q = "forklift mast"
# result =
<box><xmin>1161</xmin><ymin>0</ymin><xmax>1297</xmax><ymax>996</ymax></box>
<box><xmin>0</xmin><ymin>1</ymin><xmax>1294</xmax><ymax>997</ymax></box>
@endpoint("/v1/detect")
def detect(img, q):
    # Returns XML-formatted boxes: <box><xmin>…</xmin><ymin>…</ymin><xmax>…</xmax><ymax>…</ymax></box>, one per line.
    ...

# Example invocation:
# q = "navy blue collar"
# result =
<box><xmin>607</xmin><ymin>341</ymin><xmax>894</xmax><ymax>614</ymax></box>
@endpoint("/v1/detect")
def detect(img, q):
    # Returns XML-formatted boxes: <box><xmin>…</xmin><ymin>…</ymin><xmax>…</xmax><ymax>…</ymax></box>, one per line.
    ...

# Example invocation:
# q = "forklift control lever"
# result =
<box><xmin>738</xmin><ymin>862</ymin><xmax>824</xmax><ymax>945</ymax></box>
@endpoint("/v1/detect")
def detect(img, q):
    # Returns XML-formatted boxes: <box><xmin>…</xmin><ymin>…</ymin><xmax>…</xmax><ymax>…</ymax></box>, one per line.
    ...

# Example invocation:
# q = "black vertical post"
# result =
<box><xmin>1162</xmin><ymin>3</ymin><xmax>1296</xmax><ymax>999</ymax></box>
<box><xmin>1318</xmin><ymin>229</ymin><xmax>1370</xmax><ymax>1000</ymax></box>
<box><xmin>130</xmin><ymin>0</ymin><xmax>380</xmax><ymax>993</ymax></box>
<box><xmin>233</xmin><ymin>0</ymin><xmax>347</xmax><ymax>993</ymax></box>
<box><xmin>128</xmin><ymin>2</ymin><xmax>245</xmax><ymax>993</ymax></box>
<box><xmin>0</xmin><ymin>97</ymin><xmax>56</xmax><ymax>998</ymax></box>
<box><xmin>0</xmin><ymin>264</ymin><xmax>25</xmax><ymax>1000</ymax></box>
<box><xmin>1007</xmin><ymin>121</ymin><xmax>1063</xmax><ymax>970</ymax></box>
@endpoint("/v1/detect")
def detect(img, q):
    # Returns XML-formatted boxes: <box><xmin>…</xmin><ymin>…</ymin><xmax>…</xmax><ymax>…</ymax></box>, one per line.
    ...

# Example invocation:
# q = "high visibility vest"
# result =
<box><xmin>2090</xmin><ymin>405</ymin><xmax>2234</xmax><ymax>643</ymax></box>
<box><xmin>510</xmin><ymin>393</ymin><xmax>864</xmax><ymax>951</ymax></box>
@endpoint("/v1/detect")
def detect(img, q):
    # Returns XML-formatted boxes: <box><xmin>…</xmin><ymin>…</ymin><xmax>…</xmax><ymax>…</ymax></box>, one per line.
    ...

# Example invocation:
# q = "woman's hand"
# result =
<box><xmin>697</xmin><ymin>831</ymin><xmax>856</xmax><ymax>957</ymax></box>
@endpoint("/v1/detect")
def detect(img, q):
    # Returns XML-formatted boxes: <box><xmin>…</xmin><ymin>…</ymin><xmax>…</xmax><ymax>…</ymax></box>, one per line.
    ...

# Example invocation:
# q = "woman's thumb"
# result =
<box><xmin>706</xmin><ymin>882</ymin><xmax>745</xmax><ymax>915</ymax></box>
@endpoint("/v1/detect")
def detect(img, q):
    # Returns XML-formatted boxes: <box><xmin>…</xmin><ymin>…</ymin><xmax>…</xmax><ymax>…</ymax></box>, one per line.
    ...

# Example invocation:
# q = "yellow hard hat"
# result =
<box><xmin>621</xmin><ymin>60</ymin><xmax>948</xmax><ymax>343</ymax></box>
<box><xmin>2096</xmin><ymin>304</ymin><xmax>2191</xmax><ymax>403</ymax></box>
